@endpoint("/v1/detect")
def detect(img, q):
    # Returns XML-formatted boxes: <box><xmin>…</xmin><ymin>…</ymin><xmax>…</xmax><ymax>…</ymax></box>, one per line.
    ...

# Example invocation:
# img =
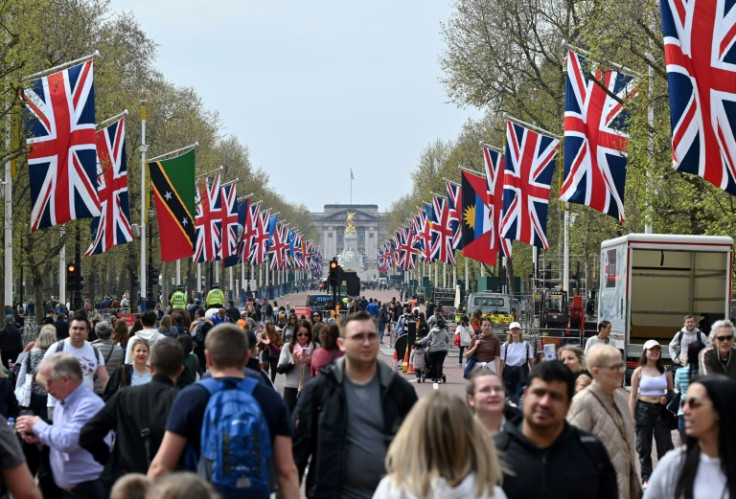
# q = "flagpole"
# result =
<box><xmin>96</xmin><ymin>109</ymin><xmax>128</xmax><ymax>131</ymax></box>
<box><xmin>22</xmin><ymin>50</ymin><xmax>100</xmax><ymax>81</ymax></box>
<box><xmin>561</xmin><ymin>40</ymin><xmax>643</xmax><ymax>78</ymax></box>
<box><xmin>503</xmin><ymin>114</ymin><xmax>561</xmax><ymax>139</ymax></box>
<box><xmin>149</xmin><ymin>142</ymin><xmax>199</xmax><ymax>163</ymax></box>
<box><xmin>457</xmin><ymin>165</ymin><xmax>486</xmax><ymax>177</ymax></box>
<box><xmin>176</xmin><ymin>260</ymin><xmax>181</xmax><ymax>286</ymax></box>
<box><xmin>195</xmin><ymin>165</ymin><xmax>223</xmax><ymax>181</ymax></box>
<box><xmin>4</xmin><ymin>104</ymin><xmax>12</xmax><ymax>311</ymax></box>
<box><xmin>479</xmin><ymin>142</ymin><xmax>504</xmax><ymax>154</ymax></box>
<box><xmin>140</xmin><ymin>90</ymin><xmax>148</xmax><ymax>311</ymax></box>
<box><xmin>350</xmin><ymin>169</ymin><xmax>353</xmax><ymax>205</ymax></box>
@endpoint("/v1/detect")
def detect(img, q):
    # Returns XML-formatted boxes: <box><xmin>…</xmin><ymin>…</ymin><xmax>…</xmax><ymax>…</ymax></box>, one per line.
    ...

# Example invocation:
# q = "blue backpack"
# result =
<box><xmin>197</xmin><ymin>377</ymin><xmax>272</xmax><ymax>498</ymax></box>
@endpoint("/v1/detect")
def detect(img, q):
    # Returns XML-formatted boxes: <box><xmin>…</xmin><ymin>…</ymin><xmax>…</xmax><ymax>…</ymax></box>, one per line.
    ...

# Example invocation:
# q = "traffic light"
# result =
<box><xmin>148</xmin><ymin>267</ymin><xmax>158</xmax><ymax>291</ymax></box>
<box><xmin>328</xmin><ymin>258</ymin><xmax>338</xmax><ymax>288</ymax></box>
<box><xmin>67</xmin><ymin>264</ymin><xmax>77</xmax><ymax>290</ymax></box>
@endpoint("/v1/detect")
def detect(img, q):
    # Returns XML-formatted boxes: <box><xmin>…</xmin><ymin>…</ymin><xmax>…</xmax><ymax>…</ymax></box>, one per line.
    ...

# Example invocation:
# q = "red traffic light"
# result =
<box><xmin>67</xmin><ymin>264</ymin><xmax>77</xmax><ymax>273</ymax></box>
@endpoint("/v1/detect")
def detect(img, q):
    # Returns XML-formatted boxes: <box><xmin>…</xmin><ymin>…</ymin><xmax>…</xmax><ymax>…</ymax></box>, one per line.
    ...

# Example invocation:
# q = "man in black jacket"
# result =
<box><xmin>494</xmin><ymin>361</ymin><xmax>618</xmax><ymax>499</ymax></box>
<box><xmin>78</xmin><ymin>337</ymin><xmax>184</xmax><ymax>483</ymax></box>
<box><xmin>292</xmin><ymin>311</ymin><xmax>418</xmax><ymax>498</ymax></box>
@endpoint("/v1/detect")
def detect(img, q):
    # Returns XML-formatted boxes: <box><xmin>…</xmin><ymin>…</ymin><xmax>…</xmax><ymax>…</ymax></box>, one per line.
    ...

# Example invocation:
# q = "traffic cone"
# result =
<box><xmin>402</xmin><ymin>348</ymin><xmax>409</xmax><ymax>373</ymax></box>
<box><xmin>392</xmin><ymin>349</ymin><xmax>398</xmax><ymax>369</ymax></box>
<box><xmin>407</xmin><ymin>346</ymin><xmax>415</xmax><ymax>375</ymax></box>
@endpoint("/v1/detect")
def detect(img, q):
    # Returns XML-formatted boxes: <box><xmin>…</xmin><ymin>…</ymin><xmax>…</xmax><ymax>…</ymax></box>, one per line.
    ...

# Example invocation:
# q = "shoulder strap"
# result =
<box><xmin>575</xmin><ymin>428</ymin><xmax>609</xmax><ymax>471</ymax></box>
<box><xmin>104</xmin><ymin>344</ymin><xmax>116</xmax><ymax>364</ymax></box>
<box><xmin>675</xmin><ymin>330</ymin><xmax>683</xmax><ymax>346</ymax></box>
<box><xmin>94</xmin><ymin>344</ymin><xmax>102</xmax><ymax>364</ymax></box>
<box><xmin>55</xmin><ymin>340</ymin><xmax>64</xmax><ymax>353</ymax></box>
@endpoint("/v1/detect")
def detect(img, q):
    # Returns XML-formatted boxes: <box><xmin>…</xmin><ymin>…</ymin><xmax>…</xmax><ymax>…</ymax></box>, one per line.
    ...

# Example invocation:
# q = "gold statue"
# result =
<box><xmin>345</xmin><ymin>211</ymin><xmax>356</xmax><ymax>235</ymax></box>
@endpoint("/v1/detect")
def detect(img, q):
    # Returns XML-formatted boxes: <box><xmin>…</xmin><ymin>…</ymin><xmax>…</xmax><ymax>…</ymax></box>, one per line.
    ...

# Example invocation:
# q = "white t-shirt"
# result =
<box><xmin>644</xmin><ymin>447</ymin><xmax>728</xmax><ymax>499</ymax></box>
<box><xmin>500</xmin><ymin>341</ymin><xmax>532</xmax><ymax>367</ymax></box>
<box><xmin>44</xmin><ymin>340</ymin><xmax>104</xmax><ymax>407</ymax></box>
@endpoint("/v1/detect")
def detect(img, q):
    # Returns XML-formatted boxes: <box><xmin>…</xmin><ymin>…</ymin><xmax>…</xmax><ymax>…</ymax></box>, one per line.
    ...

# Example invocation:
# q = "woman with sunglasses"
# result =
<box><xmin>644</xmin><ymin>374</ymin><xmax>736</xmax><ymax>498</ymax></box>
<box><xmin>629</xmin><ymin>339</ymin><xmax>674</xmax><ymax>487</ymax></box>
<box><xmin>282</xmin><ymin>314</ymin><xmax>298</xmax><ymax>343</ymax></box>
<box><xmin>277</xmin><ymin>320</ymin><xmax>315</xmax><ymax>413</ymax></box>
<box><xmin>699</xmin><ymin>319</ymin><xmax>736</xmax><ymax>378</ymax></box>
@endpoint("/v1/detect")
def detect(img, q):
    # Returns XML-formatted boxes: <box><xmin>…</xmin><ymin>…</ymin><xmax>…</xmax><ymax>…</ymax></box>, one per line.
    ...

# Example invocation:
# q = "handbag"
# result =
<box><xmin>14</xmin><ymin>356</ymin><xmax>32</xmax><ymax>407</ymax></box>
<box><xmin>665</xmin><ymin>391</ymin><xmax>681</xmax><ymax>416</ymax></box>
<box><xmin>454</xmin><ymin>333</ymin><xmax>461</xmax><ymax>347</ymax></box>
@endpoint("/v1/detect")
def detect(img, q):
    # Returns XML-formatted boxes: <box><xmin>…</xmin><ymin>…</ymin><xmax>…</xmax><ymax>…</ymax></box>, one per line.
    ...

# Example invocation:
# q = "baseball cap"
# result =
<box><xmin>509</xmin><ymin>321</ymin><xmax>522</xmax><ymax>330</ymax></box>
<box><xmin>643</xmin><ymin>339</ymin><xmax>661</xmax><ymax>350</ymax></box>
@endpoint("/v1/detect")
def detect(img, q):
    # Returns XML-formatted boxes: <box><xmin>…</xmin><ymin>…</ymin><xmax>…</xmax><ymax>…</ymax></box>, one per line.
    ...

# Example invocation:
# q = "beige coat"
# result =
<box><xmin>567</xmin><ymin>381</ymin><xmax>642</xmax><ymax>499</ymax></box>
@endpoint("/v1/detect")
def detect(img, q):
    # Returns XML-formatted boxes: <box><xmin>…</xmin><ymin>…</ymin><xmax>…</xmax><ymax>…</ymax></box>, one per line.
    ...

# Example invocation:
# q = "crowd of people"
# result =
<box><xmin>0</xmin><ymin>295</ymin><xmax>731</xmax><ymax>498</ymax></box>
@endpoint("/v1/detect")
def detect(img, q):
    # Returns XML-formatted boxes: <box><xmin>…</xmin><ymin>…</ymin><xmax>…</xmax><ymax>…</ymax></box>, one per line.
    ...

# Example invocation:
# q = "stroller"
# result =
<box><xmin>424</xmin><ymin>349</ymin><xmax>447</xmax><ymax>384</ymax></box>
<box><xmin>410</xmin><ymin>344</ymin><xmax>426</xmax><ymax>383</ymax></box>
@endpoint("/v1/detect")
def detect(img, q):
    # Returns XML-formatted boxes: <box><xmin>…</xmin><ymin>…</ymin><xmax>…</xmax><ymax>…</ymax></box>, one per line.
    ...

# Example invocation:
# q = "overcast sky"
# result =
<box><xmin>108</xmin><ymin>0</ymin><xmax>483</xmax><ymax>213</ymax></box>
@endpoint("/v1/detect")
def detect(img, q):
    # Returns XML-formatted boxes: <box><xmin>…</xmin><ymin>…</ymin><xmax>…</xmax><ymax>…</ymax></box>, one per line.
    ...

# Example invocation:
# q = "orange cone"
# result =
<box><xmin>402</xmin><ymin>348</ymin><xmax>409</xmax><ymax>373</ymax></box>
<box><xmin>392</xmin><ymin>349</ymin><xmax>398</xmax><ymax>369</ymax></box>
<box><xmin>407</xmin><ymin>346</ymin><xmax>415</xmax><ymax>374</ymax></box>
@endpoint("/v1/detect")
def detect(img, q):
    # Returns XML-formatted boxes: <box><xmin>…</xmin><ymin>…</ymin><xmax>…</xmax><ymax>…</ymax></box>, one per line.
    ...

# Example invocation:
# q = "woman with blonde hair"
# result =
<box><xmin>558</xmin><ymin>345</ymin><xmax>593</xmax><ymax>393</ymax></box>
<box><xmin>373</xmin><ymin>391</ymin><xmax>506</xmax><ymax>498</ymax></box>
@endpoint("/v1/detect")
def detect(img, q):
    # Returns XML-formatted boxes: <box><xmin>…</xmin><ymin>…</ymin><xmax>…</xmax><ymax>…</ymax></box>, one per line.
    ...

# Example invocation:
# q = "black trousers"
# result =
<box><xmin>635</xmin><ymin>400</ymin><xmax>674</xmax><ymax>481</ymax></box>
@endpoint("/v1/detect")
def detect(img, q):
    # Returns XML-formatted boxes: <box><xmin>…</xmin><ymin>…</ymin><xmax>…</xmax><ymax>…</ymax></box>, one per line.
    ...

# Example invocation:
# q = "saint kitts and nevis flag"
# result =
<box><xmin>149</xmin><ymin>149</ymin><xmax>196</xmax><ymax>262</ymax></box>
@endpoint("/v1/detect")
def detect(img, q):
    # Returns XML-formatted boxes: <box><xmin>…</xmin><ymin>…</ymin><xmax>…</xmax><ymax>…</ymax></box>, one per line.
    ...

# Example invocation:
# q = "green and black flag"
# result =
<box><xmin>149</xmin><ymin>149</ymin><xmax>195</xmax><ymax>261</ymax></box>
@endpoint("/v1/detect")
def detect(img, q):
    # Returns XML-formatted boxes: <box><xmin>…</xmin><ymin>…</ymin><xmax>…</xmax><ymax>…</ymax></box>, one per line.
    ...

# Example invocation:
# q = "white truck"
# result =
<box><xmin>598</xmin><ymin>234</ymin><xmax>733</xmax><ymax>365</ymax></box>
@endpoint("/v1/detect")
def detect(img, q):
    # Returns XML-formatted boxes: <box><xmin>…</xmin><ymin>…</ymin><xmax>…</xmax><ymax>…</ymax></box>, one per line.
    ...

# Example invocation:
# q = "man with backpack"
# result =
<box><xmin>148</xmin><ymin>323</ymin><xmax>299</xmax><ymax>499</ymax></box>
<box><xmin>494</xmin><ymin>361</ymin><xmax>618</xmax><ymax>498</ymax></box>
<box><xmin>291</xmin><ymin>311</ymin><xmax>418</xmax><ymax>498</ymax></box>
<box><xmin>669</xmin><ymin>314</ymin><xmax>709</xmax><ymax>366</ymax></box>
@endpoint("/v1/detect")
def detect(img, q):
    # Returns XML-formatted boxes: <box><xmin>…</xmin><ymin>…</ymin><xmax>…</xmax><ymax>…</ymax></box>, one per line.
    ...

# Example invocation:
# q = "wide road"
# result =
<box><xmin>270</xmin><ymin>288</ymin><xmax>470</xmax><ymax>400</ymax></box>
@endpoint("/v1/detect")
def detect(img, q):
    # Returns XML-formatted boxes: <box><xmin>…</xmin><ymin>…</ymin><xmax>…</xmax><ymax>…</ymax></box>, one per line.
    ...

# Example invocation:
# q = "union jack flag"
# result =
<box><xmin>268</xmin><ymin>222</ymin><xmax>289</xmax><ymax>270</ymax></box>
<box><xmin>397</xmin><ymin>226</ymin><xmax>419</xmax><ymax>271</ymax></box>
<box><xmin>482</xmin><ymin>145</ymin><xmax>512</xmax><ymax>257</ymax></box>
<box><xmin>660</xmin><ymin>0</ymin><xmax>736</xmax><ymax>193</ymax></box>
<box><xmin>501</xmin><ymin>121</ymin><xmax>560</xmax><ymax>249</ymax></box>
<box><xmin>560</xmin><ymin>50</ymin><xmax>635</xmax><ymax>222</ymax></box>
<box><xmin>220</xmin><ymin>183</ymin><xmax>240</xmax><ymax>267</ymax></box>
<box><xmin>193</xmin><ymin>172</ymin><xmax>222</xmax><ymax>263</ymax></box>
<box><xmin>445</xmin><ymin>180</ymin><xmax>463</xmax><ymax>250</ymax></box>
<box><xmin>22</xmin><ymin>60</ymin><xmax>100</xmax><ymax>231</ymax></box>
<box><xmin>292</xmin><ymin>231</ymin><xmax>305</xmax><ymax>270</ymax></box>
<box><xmin>250</xmin><ymin>206</ymin><xmax>270</xmax><ymax>265</ymax></box>
<box><xmin>415</xmin><ymin>205</ymin><xmax>433</xmax><ymax>262</ymax></box>
<box><xmin>431</xmin><ymin>195</ymin><xmax>456</xmax><ymax>265</ymax></box>
<box><xmin>237</xmin><ymin>197</ymin><xmax>252</xmax><ymax>263</ymax></box>
<box><xmin>85</xmin><ymin>117</ymin><xmax>132</xmax><ymax>256</ymax></box>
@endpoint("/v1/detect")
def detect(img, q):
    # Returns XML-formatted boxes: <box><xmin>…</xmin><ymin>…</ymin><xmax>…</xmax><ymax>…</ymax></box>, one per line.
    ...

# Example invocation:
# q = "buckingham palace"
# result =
<box><xmin>310</xmin><ymin>204</ymin><xmax>389</xmax><ymax>277</ymax></box>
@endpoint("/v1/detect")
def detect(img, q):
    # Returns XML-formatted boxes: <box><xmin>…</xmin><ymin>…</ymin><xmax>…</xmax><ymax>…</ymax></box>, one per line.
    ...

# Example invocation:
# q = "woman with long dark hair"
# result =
<box><xmin>276</xmin><ymin>320</ymin><xmax>314</xmax><ymax>413</ymax></box>
<box><xmin>644</xmin><ymin>374</ymin><xmax>736</xmax><ymax>498</ymax></box>
<box><xmin>674</xmin><ymin>341</ymin><xmax>706</xmax><ymax>438</ymax></box>
<box><xmin>628</xmin><ymin>339</ymin><xmax>674</xmax><ymax>487</ymax></box>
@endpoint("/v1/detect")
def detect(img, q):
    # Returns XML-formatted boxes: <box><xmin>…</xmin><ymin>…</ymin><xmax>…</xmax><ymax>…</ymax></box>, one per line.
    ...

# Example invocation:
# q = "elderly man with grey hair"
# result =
<box><xmin>699</xmin><ymin>319</ymin><xmax>736</xmax><ymax>380</ymax></box>
<box><xmin>91</xmin><ymin>321</ymin><xmax>124</xmax><ymax>396</ymax></box>
<box><xmin>16</xmin><ymin>353</ymin><xmax>109</xmax><ymax>497</ymax></box>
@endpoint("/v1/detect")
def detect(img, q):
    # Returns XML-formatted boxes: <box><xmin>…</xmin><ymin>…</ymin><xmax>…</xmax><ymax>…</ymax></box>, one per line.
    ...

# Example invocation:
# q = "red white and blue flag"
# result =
<box><xmin>85</xmin><ymin>117</ymin><xmax>133</xmax><ymax>256</ymax></box>
<box><xmin>501</xmin><ymin>121</ymin><xmax>559</xmax><ymax>249</ymax></box>
<box><xmin>431</xmin><ymin>195</ymin><xmax>456</xmax><ymax>265</ymax></box>
<box><xmin>482</xmin><ymin>145</ymin><xmax>512</xmax><ymax>258</ymax></box>
<box><xmin>268</xmin><ymin>222</ymin><xmax>289</xmax><ymax>271</ymax></box>
<box><xmin>22</xmin><ymin>60</ymin><xmax>100</xmax><ymax>231</ymax></box>
<box><xmin>660</xmin><ymin>0</ymin><xmax>736</xmax><ymax>194</ymax></box>
<box><xmin>560</xmin><ymin>50</ymin><xmax>635</xmax><ymax>222</ymax></box>
<box><xmin>237</xmin><ymin>197</ymin><xmax>252</xmax><ymax>263</ymax></box>
<box><xmin>445</xmin><ymin>180</ymin><xmax>463</xmax><ymax>250</ymax></box>
<box><xmin>397</xmin><ymin>226</ymin><xmax>419</xmax><ymax>271</ymax></box>
<box><xmin>220</xmin><ymin>183</ymin><xmax>240</xmax><ymax>267</ymax></box>
<box><xmin>193</xmin><ymin>172</ymin><xmax>222</xmax><ymax>263</ymax></box>
<box><xmin>250</xmin><ymin>206</ymin><xmax>270</xmax><ymax>265</ymax></box>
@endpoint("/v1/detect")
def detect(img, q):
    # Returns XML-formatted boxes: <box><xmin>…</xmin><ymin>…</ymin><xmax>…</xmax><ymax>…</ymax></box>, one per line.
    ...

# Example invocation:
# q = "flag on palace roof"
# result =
<box><xmin>193</xmin><ymin>172</ymin><xmax>222</xmax><ymax>263</ymax></box>
<box><xmin>149</xmin><ymin>149</ymin><xmax>196</xmax><ymax>262</ymax></box>
<box><xmin>461</xmin><ymin>169</ymin><xmax>497</xmax><ymax>265</ymax></box>
<box><xmin>501</xmin><ymin>121</ymin><xmax>559</xmax><ymax>249</ymax></box>
<box><xmin>22</xmin><ymin>59</ymin><xmax>100</xmax><ymax>231</ymax></box>
<box><xmin>85</xmin><ymin>117</ymin><xmax>133</xmax><ymax>256</ymax></box>
<box><xmin>660</xmin><ymin>0</ymin><xmax>736</xmax><ymax>194</ymax></box>
<box><xmin>560</xmin><ymin>50</ymin><xmax>635</xmax><ymax>222</ymax></box>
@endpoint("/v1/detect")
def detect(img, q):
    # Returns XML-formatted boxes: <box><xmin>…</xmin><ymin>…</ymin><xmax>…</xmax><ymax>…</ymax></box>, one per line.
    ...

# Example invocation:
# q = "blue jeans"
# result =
<box><xmin>678</xmin><ymin>414</ymin><xmax>686</xmax><ymax>438</ymax></box>
<box><xmin>378</xmin><ymin>322</ymin><xmax>386</xmax><ymax>342</ymax></box>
